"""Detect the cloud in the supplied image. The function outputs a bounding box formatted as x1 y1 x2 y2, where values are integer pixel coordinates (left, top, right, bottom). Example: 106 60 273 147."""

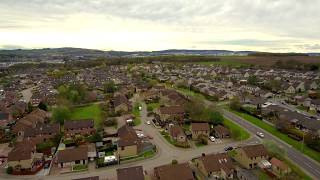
0 44 25 50
295 44 320 51
0 0 319 52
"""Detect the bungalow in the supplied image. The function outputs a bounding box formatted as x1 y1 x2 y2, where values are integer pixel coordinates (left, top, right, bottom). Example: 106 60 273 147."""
154 163 195 180
270 157 291 178
0 111 13 127
12 108 48 136
113 94 132 113
157 106 185 122
234 144 268 169
117 125 141 158
195 153 235 179
57 146 88 168
169 125 187 143
8 140 43 172
24 123 60 140
117 166 145 180
213 125 230 139
64 120 96 138
191 123 210 140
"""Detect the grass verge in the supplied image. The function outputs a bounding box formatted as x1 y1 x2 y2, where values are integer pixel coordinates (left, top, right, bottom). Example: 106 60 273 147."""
229 109 320 163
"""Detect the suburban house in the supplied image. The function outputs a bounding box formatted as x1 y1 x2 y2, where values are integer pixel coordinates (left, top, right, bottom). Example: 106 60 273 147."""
117 166 145 180
234 144 269 169
213 125 230 139
24 123 60 140
57 146 88 168
113 94 132 113
157 106 185 122
270 157 291 178
191 123 210 139
195 153 235 179
169 124 187 143
0 111 13 127
117 125 141 158
64 120 96 138
7 140 43 172
154 163 195 180
12 108 48 137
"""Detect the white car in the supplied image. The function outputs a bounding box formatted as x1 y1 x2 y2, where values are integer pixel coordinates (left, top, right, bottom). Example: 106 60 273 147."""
256 132 265 138
209 136 216 142
146 121 151 125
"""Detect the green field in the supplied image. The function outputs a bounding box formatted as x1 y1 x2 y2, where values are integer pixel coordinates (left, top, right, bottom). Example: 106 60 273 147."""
229 109 320 163
70 104 103 128
196 60 250 67
223 118 250 141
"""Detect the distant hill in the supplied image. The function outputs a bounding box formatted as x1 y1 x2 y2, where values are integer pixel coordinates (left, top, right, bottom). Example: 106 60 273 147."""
0 48 254 62
0 47 319 62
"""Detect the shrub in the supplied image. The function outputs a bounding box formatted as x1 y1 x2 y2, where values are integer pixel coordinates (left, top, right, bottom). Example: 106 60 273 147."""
6 166 13 174
172 159 178 165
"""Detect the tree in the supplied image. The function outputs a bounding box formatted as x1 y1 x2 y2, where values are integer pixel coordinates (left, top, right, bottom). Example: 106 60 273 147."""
38 102 48 111
208 110 224 125
263 140 286 160
52 106 70 125
229 98 241 111
6 166 13 174
104 81 117 93
27 102 34 113
248 75 258 85
305 132 320 152
172 159 178 165
197 134 208 145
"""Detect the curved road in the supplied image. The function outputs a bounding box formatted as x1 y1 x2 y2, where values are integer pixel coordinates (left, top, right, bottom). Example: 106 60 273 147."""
223 110 320 179
0 101 255 180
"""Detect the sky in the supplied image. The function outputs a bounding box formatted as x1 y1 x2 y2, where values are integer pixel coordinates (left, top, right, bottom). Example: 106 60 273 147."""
0 0 320 52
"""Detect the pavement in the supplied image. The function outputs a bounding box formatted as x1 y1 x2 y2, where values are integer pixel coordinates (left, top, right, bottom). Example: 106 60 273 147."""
0 96 257 180
3 94 319 179
223 110 320 179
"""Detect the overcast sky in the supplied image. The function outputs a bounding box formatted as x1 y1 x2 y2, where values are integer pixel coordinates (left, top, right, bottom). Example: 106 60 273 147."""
0 0 319 52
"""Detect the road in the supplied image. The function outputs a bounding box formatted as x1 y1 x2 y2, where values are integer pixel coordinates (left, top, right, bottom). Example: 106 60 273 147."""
270 99 320 119
223 110 320 179
0 98 257 180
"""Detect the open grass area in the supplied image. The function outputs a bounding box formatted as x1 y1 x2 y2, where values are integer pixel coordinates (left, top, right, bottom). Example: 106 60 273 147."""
70 104 103 128
132 102 142 126
223 118 250 141
229 109 320 163
72 164 88 172
146 102 160 112
297 106 317 115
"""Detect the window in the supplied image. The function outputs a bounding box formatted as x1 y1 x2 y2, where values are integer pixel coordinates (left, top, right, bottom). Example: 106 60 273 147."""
75 160 80 164
121 147 125 150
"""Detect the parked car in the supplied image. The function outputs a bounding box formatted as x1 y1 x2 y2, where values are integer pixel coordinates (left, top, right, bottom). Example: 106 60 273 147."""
224 146 233 151
147 121 151 125
209 136 216 142
256 132 265 138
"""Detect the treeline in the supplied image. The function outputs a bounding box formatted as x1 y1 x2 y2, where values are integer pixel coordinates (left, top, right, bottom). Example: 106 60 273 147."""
273 60 320 71
65 55 220 68
249 52 309 57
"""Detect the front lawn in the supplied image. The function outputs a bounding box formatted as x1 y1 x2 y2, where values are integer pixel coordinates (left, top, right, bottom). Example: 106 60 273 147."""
132 102 142 126
72 164 88 172
69 104 103 128
229 109 320 163
147 103 160 112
